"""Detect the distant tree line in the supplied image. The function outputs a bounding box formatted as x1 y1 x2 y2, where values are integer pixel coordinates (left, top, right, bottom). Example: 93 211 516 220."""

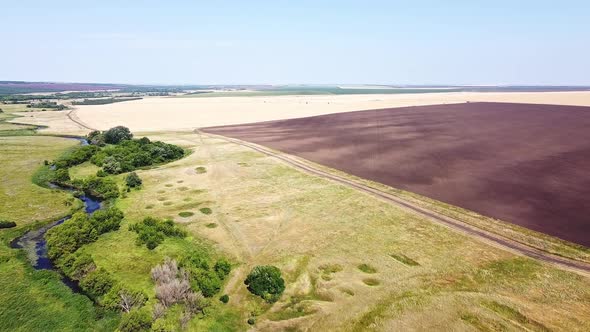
71 97 143 105
26 101 67 110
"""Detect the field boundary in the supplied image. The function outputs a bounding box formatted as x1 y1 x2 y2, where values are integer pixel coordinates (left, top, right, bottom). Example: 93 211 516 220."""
200 131 590 276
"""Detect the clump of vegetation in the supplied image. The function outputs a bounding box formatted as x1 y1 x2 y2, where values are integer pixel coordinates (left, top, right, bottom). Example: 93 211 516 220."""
219 294 229 303
0 220 17 229
72 97 142 106
150 258 210 326
195 166 206 174
26 101 67 110
46 207 124 261
129 217 186 250
200 207 212 215
357 263 377 274
118 309 153 332
362 278 380 286
80 267 115 298
53 145 99 169
87 130 105 146
71 176 119 199
205 223 217 228
104 126 133 144
244 265 285 303
178 211 194 217
125 172 142 188
319 263 343 280
90 137 184 175
389 253 420 266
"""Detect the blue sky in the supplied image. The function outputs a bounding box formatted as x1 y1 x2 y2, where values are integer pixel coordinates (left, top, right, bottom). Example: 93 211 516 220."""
1 0 589 85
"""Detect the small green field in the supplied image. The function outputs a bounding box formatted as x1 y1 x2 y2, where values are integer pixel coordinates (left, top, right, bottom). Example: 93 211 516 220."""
0 136 80 224
0 135 118 331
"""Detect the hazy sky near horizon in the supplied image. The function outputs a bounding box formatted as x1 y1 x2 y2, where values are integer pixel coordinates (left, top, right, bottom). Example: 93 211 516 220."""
2 0 589 85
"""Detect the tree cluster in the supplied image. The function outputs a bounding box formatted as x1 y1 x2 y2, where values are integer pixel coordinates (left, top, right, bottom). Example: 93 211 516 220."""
244 265 285 303
129 217 187 250
90 139 184 175
46 207 124 261
71 176 120 200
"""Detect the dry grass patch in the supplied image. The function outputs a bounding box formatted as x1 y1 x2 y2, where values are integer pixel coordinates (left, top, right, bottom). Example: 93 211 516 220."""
88 132 590 331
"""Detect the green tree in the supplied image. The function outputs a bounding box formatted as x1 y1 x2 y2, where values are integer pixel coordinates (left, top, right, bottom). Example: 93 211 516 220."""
53 168 70 184
126 172 142 188
118 309 152 332
80 268 114 298
244 265 285 302
104 126 133 144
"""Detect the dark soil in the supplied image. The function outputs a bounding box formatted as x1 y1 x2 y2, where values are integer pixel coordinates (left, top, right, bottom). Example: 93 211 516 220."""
204 102 590 246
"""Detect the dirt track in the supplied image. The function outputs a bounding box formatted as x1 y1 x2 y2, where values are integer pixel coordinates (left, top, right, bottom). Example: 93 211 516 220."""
202 131 590 275
203 102 590 247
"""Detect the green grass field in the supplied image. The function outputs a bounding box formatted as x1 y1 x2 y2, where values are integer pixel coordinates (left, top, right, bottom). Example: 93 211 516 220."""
0 135 118 331
0 136 80 224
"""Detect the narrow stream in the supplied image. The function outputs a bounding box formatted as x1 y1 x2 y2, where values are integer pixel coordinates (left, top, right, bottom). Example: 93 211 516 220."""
10 138 102 293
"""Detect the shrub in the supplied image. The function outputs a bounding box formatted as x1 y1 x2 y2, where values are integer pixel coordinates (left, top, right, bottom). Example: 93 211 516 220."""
244 265 285 303
59 251 96 280
200 207 212 215
219 294 229 303
102 156 122 174
52 168 71 184
194 269 221 297
46 208 124 260
87 130 105 146
118 309 152 332
76 176 119 199
80 268 114 298
178 211 194 218
104 126 133 144
96 169 107 177
89 207 124 234
130 217 186 250
102 286 148 313
214 259 231 279
357 263 377 274
53 145 98 169
126 172 142 188
91 138 184 173
247 318 256 325
0 220 16 229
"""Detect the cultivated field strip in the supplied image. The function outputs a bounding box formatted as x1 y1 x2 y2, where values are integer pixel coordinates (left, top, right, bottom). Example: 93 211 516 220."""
202 131 590 276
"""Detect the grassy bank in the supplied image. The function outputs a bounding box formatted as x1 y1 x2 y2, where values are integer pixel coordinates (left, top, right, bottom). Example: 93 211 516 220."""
0 135 118 331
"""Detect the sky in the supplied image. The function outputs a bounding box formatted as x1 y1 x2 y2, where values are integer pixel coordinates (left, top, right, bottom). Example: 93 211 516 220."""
1 0 589 85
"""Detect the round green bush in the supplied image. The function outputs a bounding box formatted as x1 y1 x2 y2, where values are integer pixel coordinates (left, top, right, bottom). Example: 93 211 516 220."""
244 265 285 303
247 318 256 325
0 220 16 229
178 211 194 218
200 207 212 215
219 294 229 303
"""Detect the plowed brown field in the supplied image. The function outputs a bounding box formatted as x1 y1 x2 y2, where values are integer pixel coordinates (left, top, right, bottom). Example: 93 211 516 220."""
204 102 590 246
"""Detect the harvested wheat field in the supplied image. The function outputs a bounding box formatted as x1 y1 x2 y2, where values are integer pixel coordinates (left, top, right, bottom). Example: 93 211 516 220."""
204 102 590 246
22 91 590 133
